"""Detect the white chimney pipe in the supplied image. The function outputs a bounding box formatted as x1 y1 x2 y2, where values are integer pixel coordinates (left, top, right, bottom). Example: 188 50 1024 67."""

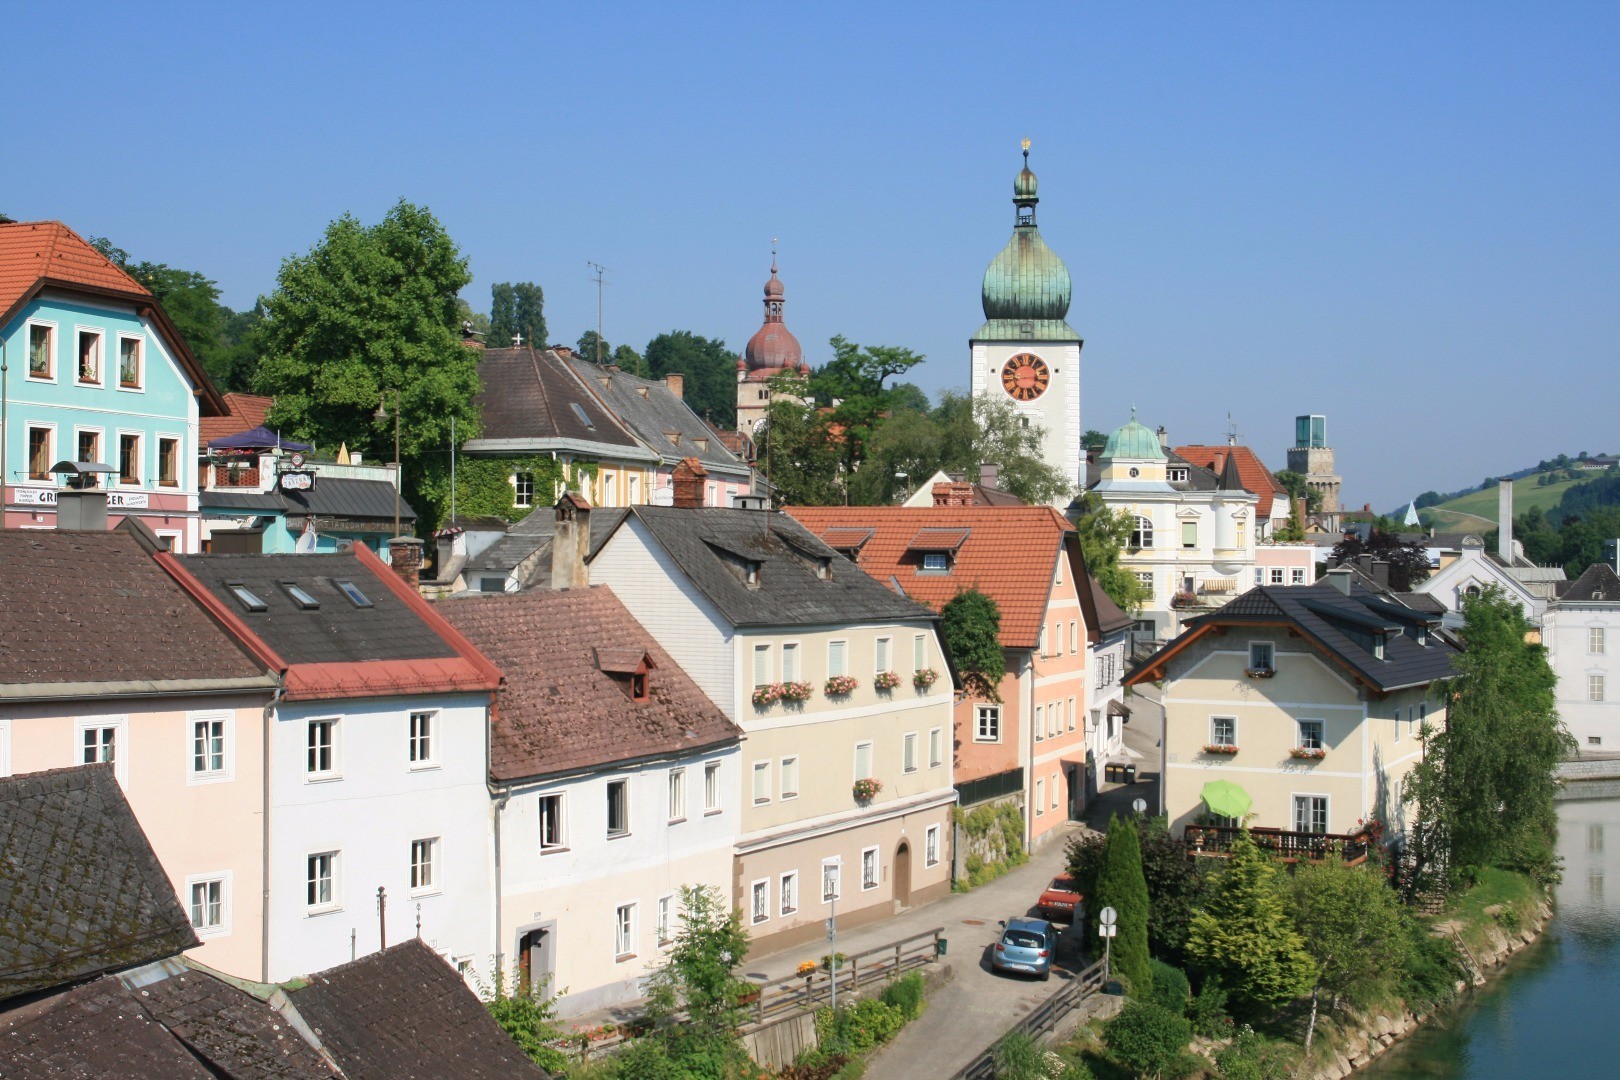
1498 479 1514 564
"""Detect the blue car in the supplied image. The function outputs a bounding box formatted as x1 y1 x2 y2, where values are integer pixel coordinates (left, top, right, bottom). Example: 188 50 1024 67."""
991 916 1054 981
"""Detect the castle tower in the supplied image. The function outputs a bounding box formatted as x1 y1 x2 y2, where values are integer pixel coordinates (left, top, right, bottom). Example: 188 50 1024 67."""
735 247 809 436
1286 414 1342 532
969 140 1083 504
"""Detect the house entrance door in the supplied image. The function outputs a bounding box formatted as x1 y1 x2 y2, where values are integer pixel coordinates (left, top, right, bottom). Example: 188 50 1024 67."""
893 841 912 911
518 923 555 998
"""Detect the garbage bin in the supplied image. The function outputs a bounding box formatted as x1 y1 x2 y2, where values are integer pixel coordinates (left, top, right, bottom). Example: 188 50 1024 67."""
936 938 948 957
1123 764 1137 784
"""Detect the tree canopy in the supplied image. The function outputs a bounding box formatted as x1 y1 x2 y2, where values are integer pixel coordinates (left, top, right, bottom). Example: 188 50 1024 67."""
1286 860 1411 1050
1094 813 1153 995
1185 832 1315 1014
1070 493 1152 612
940 589 1004 701
1329 527 1432 590
1275 469 1322 514
645 330 739 428
487 282 545 349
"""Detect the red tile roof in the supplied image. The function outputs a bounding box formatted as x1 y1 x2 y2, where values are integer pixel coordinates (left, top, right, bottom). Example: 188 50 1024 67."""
198 393 274 445
1174 445 1287 518
786 505 1082 650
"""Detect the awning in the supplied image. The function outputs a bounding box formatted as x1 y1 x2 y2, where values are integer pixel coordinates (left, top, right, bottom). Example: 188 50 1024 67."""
208 426 310 452
1200 780 1252 820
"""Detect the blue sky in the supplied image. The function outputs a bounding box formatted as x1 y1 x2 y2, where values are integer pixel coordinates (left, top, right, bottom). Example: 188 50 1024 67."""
11 2 1618 510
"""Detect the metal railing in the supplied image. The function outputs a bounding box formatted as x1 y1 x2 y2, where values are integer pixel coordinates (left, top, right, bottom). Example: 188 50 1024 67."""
956 768 1024 807
1185 824 1370 864
951 957 1108 1080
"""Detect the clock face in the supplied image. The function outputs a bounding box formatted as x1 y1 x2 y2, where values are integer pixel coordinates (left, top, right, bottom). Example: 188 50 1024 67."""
1000 353 1050 401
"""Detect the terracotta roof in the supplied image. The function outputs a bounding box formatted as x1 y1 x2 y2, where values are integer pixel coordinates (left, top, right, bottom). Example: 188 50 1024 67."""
1173 445 1288 518
286 939 551 1079
199 392 275 445
440 587 741 781
0 765 199 1003
0 529 269 693
470 347 646 454
908 527 971 552
786 505 1089 650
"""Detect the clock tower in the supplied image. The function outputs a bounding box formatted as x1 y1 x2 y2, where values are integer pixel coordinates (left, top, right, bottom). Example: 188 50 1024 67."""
969 142 1083 502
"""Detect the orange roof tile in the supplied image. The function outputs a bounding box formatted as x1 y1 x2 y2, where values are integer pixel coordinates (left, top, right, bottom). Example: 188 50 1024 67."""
199 393 275 444
785 505 1078 650
0 221 149 320
1174 444 1287 518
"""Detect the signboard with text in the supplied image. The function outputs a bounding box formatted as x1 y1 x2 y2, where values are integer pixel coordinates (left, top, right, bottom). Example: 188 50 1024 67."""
12 488 149 509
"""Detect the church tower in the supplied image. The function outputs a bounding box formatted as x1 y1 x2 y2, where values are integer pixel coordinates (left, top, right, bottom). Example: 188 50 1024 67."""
969 141 1083 502
736 248 810 436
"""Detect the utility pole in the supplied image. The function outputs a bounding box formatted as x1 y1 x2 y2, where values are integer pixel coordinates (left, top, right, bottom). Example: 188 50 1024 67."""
587 262 610 364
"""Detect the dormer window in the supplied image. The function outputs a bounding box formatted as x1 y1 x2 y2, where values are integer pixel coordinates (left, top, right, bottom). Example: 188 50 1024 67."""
816 557 832 580
1373 634 1386 660
596 647 656 701
921 552 949 573
569 403 595 430
631 673 648 701
745 562 761 587
1168 467 1188 483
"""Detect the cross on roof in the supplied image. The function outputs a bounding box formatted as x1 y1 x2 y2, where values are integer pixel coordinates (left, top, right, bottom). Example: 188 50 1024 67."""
513 331 523 348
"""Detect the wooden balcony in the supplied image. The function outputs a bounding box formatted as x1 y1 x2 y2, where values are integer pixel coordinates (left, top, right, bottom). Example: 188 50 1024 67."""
1185 824 1370 865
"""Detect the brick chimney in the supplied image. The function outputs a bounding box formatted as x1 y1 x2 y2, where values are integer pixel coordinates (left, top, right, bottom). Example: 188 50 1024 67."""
932 481 974 507
553 345 574 360
664 373 684 400
672 457 707 508
1295 495 1307 529
387 537 425 589
551 491 592 589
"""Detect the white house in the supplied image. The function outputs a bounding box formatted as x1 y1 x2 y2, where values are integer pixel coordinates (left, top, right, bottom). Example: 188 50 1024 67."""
1545 563 1620 751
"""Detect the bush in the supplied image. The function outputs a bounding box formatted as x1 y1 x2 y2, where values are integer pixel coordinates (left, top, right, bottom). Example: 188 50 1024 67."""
879 973 926 1021
1149 960 1191 1013
1185 979 1232 1038
1103 1000 1191 1079
993 1030 1046 1080
1212 1025 1293 1080
1399 926 1465 1012
814 998 906 1057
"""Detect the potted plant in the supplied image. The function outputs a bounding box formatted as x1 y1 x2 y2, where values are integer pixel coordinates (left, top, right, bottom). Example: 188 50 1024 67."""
874 670 902 691
1169 589 1200 609
824 674 859 697
796 960 819 977
1202 743 1240 755
852 777 882 801
752 683 783 708
1245 666 1276 679
1288 746 1326 760
912 667 939 690
780 680 814 703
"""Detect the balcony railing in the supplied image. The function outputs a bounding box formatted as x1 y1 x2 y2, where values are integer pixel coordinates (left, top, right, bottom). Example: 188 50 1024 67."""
1185 824 1370 865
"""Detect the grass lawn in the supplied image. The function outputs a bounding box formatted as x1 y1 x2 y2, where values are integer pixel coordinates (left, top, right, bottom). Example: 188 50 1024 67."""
1437 867 1543 954
1426 472 1590 528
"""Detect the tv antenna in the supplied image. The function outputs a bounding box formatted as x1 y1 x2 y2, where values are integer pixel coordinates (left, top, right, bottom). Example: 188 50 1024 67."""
587 261 611 364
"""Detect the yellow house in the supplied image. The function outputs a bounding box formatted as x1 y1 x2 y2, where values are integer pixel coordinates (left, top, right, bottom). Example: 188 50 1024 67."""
1127 567 1455 855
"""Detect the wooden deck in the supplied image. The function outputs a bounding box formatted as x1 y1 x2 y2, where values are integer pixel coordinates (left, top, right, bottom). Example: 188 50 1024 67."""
1185 824 1371 865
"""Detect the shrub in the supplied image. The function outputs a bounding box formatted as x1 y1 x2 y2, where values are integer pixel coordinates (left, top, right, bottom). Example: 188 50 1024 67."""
879 972 926 1021
1399 925 1465 1012
1103 1000 1191 1079
993 1030 1046 1080
1149 959 1191 1013
1185 979 1232 1038
1212 1025 1293 1080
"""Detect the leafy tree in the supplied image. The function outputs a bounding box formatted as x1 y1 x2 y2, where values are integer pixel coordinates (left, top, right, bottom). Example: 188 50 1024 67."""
632 884 755 1076
940 589 1003 701
1094 813 1152 995
1068 816 1206 962
487 282 545 349
1404 586 1572 889
1082 428 1108 451
1329 527 1432 590
886 381 931 415
935 392 1073 506
645 330 739 428
1185 832 1315 1014
757 379 842 506
1414 490 1443 510
845 406 952 506
215 301 266 393
1069 493 1151 612
1102 1000 1191 1080
479 973 570 1073
612 342 648 377
809 334 925 481
253 199 481 531
1286 860 1411 1052
454 297 491 338
1274 470 1322 515
576 328 611 364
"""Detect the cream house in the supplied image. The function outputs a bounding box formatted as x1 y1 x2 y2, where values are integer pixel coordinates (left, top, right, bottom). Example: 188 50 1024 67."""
587 505 958 953
1127 568 1455 848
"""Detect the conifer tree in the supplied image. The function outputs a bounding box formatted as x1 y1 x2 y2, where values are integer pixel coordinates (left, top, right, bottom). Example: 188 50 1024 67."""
1185 832 1315 1013
1094 813 1153 995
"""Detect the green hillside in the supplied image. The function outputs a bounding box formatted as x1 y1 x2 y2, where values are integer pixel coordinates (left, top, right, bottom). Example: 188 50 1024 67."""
1423 472 1595 529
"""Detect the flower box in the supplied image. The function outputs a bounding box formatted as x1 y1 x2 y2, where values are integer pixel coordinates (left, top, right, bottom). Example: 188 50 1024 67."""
912 668 939 690
1169 590 1200 609
874 670 902 691
824 675 859 697
1289 747 1326 760
796 960 819 977
752 683 783 708
852 777 882 801
1245 667 1276 679
1202 743 1240 755
780 681 814 702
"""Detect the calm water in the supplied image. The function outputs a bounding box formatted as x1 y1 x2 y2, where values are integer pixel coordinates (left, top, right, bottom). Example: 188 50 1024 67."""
1366 796 1620 1078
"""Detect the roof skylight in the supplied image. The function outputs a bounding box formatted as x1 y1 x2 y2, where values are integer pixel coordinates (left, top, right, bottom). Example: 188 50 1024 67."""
334 579 373 608
227 583 268 613
570 403 596 430
280 581 321 610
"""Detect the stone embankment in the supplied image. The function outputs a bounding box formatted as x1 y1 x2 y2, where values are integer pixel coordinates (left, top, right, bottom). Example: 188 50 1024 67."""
1306 897 1554 1079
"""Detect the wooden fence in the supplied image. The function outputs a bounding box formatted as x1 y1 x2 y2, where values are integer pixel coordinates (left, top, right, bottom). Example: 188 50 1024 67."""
948 957 1108 1080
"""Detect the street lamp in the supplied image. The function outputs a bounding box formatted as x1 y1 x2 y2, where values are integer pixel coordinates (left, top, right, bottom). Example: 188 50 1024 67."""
374 390 401 540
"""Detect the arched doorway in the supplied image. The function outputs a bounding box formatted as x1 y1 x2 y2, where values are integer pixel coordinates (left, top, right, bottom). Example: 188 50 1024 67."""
893 840 912 911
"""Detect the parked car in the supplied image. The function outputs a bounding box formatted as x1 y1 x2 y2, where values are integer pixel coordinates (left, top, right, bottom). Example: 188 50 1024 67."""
991 916 1054 981
1037 875 1084 922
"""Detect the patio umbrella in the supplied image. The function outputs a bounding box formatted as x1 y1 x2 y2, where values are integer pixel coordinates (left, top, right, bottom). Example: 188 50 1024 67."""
1200 780 1252 820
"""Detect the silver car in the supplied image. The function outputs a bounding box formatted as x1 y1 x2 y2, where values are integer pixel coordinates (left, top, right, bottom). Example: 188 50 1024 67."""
991 916 1054 981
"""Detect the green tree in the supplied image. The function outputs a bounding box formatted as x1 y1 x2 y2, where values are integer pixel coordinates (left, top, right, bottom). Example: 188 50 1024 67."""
757 376 841 506
940 589 1004 702
1102 1000 1191 1080
487 282 545 349
1068 816 1207 962
1094 813 1153 995
1287 860 1411 1052
1275 470 1322 515
633 884 754 1076
1185 832 1315 1014
935 392 1073 506
480 974 570 1073
576 328 611 364
612 342 648 377
1069 493 1151 612
810 334 925 483
253 199 481 530
845 406 951 505
1329 527 1432 590
1082 428 1108 451
645 330 740 428
1404 585 1572 889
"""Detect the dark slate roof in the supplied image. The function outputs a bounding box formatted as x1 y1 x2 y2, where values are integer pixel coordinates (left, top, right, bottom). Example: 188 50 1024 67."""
133 962 338 1078
281 476 417 523
1144 579 1457 692
466 506 627 580
1167 448 1220 491
440 586 742 781
624 506 940 628
471 347 644 453
1561 563 1620 602
0 976 215 1078
0 530 266 690
0 766 199 1002
567 358 751 475
286 939 549 1079
1395 591 1449 615
200 489 290 512
175 552 458 666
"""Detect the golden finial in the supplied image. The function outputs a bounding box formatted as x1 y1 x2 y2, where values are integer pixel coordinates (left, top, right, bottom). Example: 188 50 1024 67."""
1021 137 1031 152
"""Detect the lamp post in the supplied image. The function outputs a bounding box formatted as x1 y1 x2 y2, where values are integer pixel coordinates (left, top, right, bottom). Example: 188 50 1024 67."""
374 390 401 540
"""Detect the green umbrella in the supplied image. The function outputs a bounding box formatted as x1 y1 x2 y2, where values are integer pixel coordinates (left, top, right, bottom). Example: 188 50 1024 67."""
1200 780 1252 820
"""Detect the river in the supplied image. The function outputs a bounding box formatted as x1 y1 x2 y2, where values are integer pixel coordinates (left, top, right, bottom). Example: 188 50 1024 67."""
1366 795 1620 1078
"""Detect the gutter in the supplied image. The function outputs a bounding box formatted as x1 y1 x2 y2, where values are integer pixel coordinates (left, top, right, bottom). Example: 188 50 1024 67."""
262 681 283 983
0 675 279 703
461 437 661 463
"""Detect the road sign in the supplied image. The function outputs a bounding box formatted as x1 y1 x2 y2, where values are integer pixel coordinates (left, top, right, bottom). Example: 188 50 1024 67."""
1099 906 1117 927
1099 924 1117 938
1132 797 1147 814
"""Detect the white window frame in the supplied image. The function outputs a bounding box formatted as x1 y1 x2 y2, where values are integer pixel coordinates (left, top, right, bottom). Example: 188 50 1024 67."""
854 740 873 781
1292 794 1329 835
187 711 233 785
1209 715 1237 748
780 755 799 800
538 793 566 851
668 767 687 822
753 643 773 688
780 871 799 916
614 902 637 961
1130 516 1153 549
1051 772 1061 809
410 837 441 896
925 824 941 867
913 633 927 672
861 846 880 891
903 732 918 773
75 326 104 387
781 641 800 683
115 429 142 488
821 858 841 903
1269 567 1285 585
606 778 630 837
25 319 57 382
704 760 722 814
1134 570 1153 592
1034 703 1044 742
1068 697 1077 732
921 552 949 573
1291 567 1307 585
408 710 438 770
1248 641 1275 672
929 727 943 768
656 894 674 946
1035 777 1046 816
975 704 1001 742
74 716 128 785
752 760 771 804
1070 620 1078 654
1591 626 1607 655
1296 719 1325 751
512 471 535 508
185 872 231 937
306 717 340 781
306 850 340 914
1591 675 1606 702
875 636 891 675
751 878 770 924
116 333 144 391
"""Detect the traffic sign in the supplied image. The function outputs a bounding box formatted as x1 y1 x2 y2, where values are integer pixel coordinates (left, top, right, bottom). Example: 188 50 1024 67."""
1099 906 1117 927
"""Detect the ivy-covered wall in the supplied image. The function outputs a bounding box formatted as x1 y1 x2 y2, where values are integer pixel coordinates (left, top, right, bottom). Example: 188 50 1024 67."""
413 454 596 532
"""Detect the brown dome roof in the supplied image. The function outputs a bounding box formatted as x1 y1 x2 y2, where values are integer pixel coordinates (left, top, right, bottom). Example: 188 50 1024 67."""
742 253 805 376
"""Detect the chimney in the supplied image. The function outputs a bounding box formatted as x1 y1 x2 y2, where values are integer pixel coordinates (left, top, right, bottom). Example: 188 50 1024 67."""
664 373 684 400
932 481 974 507
1357 553 1375 577
1294 495 1307 529
978 462 1000 490
55 489 109 532
1325 566 1353 595
672 457 707 509
387 537 424 589
553 345 574 359
1156 426 1169 449
1371 560 1390 589
551 492 592 589
1498 479 1514 564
